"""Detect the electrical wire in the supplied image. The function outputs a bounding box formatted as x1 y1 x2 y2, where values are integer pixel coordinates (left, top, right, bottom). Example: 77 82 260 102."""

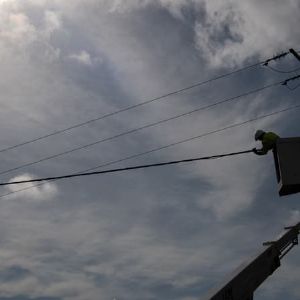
0 79 285 177
282 74 300 86
0 75 298 181
0 150 254 186
0 51 292 154
0 62 261 154
1 102 300 199
263 51 290 66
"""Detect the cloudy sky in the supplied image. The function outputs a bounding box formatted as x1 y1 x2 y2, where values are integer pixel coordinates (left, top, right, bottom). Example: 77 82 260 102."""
0 0 299 299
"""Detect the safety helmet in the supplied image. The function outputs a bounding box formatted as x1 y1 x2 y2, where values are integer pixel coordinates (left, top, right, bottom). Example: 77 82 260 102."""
255 130 265 141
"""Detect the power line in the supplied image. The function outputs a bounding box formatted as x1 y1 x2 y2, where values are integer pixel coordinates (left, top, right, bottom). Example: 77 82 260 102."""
263 51 290 66
0 63 260 153
0 150 254 186
1 102 300 199
0 51 291 155
0 79 286 177
282 74 300 86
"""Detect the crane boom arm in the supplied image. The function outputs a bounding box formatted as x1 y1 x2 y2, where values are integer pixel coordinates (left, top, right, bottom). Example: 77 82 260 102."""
202 223 300 300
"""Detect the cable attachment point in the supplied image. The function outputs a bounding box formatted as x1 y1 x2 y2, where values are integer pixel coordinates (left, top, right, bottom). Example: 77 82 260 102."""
263 51 290 66
290 48 300 62
282 74 300 86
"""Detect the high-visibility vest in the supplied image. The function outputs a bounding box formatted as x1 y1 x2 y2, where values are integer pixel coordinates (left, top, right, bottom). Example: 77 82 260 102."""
261 132 280 153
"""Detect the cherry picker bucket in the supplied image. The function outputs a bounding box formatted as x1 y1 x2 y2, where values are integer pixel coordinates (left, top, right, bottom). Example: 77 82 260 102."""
274 137 300 196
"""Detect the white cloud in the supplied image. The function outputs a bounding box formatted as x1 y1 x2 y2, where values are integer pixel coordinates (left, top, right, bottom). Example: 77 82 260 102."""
44 10 61 36
6 174 58 201
74 0 299 69
69 50 93 66
0 5 61 62
0 12 37 47
193 0 300 68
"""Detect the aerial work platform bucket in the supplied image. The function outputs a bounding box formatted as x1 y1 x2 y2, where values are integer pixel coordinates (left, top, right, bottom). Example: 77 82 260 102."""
274 137 300 196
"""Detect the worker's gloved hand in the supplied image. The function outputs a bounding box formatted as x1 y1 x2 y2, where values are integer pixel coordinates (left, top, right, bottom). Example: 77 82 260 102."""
252 148 266 156
252 148 262 155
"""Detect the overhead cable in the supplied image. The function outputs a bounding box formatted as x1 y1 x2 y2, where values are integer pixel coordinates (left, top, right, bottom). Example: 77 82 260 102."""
282 74 300 86
0 51 292 154
1 102 300 198
263 51 290 66
0 150 254 186
0 79 286 177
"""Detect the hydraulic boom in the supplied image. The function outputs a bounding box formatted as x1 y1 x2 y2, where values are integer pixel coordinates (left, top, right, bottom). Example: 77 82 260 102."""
202 222 300 300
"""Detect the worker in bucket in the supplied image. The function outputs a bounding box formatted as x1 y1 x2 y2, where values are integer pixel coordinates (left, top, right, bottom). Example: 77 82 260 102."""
253 130 280 155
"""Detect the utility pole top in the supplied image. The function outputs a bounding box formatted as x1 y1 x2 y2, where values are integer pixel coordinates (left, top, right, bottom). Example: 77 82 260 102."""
201 223 300 300
290 48 300 62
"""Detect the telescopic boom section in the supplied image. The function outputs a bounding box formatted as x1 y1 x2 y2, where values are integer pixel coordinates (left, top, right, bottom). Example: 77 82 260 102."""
202 223 300 300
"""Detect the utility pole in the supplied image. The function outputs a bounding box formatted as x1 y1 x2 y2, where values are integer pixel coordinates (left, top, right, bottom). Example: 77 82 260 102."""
290 48 300 61
290 48 300 62
202 223 300 300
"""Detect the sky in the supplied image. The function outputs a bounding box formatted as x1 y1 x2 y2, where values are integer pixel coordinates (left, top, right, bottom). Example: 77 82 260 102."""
0 0 299 299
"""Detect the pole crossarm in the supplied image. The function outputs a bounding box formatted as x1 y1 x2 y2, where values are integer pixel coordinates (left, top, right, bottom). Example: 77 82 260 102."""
201 223 300 300
290 48 300 62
